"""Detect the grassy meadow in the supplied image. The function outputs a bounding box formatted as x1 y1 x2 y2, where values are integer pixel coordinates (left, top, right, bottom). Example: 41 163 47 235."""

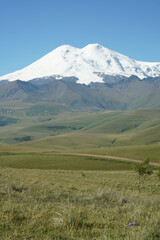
0 152 133 171
0 106 160 239
0 167 160 239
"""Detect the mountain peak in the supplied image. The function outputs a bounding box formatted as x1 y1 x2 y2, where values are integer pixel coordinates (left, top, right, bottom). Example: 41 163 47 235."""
0 44 160 84
55 44 77 50
84 43 103 49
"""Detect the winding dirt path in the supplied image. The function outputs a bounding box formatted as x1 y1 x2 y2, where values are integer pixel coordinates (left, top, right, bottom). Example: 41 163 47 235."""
59 153 160 167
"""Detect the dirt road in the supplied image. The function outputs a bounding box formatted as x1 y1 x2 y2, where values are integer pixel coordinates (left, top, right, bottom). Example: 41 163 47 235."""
59 153 160 167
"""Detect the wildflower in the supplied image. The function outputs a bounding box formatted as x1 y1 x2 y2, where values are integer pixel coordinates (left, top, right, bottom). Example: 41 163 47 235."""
128 222 135 228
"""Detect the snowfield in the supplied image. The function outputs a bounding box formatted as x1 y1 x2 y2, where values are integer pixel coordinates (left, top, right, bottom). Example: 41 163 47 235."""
1 43 160 84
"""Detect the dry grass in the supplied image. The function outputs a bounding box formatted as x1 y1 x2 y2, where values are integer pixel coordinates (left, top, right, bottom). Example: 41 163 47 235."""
0 167 160 239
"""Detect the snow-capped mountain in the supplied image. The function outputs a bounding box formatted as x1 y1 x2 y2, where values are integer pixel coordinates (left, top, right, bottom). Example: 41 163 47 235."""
1 43 160 85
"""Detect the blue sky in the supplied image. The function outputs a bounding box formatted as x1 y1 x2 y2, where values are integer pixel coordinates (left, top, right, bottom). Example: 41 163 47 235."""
0 0 160 76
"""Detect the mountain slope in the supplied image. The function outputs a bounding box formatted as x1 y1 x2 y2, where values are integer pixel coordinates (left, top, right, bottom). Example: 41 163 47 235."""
0 44 160 84
0 79 124 109
0 80 39 101
0 76 160 110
